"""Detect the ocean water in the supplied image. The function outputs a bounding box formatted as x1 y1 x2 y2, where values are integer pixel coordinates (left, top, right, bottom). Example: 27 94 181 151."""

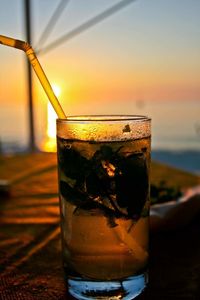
0 100 199 174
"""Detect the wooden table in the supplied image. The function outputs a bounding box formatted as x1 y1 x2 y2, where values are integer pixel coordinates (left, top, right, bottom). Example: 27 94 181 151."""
0 153 199 300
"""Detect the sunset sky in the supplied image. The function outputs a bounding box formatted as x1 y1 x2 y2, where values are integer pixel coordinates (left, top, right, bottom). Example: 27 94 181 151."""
0 0 200 150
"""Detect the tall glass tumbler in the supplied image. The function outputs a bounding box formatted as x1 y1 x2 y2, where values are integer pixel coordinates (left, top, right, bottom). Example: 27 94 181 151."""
57 116 151 300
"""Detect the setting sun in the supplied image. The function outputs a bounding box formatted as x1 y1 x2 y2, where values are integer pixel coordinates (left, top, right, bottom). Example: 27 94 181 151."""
43 83 61 152
47 84 61 139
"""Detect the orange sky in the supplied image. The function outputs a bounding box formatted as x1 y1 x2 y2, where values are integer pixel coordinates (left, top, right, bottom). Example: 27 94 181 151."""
1 41 200 113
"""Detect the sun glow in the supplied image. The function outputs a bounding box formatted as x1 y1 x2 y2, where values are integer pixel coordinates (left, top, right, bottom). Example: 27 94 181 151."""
43 84 61 152
47 102 57 139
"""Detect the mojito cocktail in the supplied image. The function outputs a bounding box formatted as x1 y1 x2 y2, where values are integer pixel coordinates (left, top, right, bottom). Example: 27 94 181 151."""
57 116 151 300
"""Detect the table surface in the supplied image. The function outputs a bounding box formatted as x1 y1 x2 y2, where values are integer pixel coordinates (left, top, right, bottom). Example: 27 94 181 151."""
0 152 199 300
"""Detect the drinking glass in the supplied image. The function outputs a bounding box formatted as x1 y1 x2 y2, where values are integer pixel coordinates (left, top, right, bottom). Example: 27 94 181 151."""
57 115 151 300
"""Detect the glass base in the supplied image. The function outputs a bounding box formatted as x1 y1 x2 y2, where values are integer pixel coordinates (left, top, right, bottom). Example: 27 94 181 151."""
66 272 148 300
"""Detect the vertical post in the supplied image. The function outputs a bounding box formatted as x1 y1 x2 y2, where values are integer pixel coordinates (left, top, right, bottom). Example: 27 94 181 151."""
24 0 36 151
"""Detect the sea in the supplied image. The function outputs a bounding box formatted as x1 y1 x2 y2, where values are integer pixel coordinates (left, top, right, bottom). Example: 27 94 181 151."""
0 99 199 175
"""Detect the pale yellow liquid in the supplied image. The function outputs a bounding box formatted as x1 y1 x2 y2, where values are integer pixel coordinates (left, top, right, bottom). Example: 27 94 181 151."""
58 137 150 280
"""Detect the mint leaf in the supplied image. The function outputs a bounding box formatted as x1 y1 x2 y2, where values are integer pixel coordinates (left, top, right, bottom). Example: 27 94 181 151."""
115 152 149 218
58 141 91 181
58 141 149 220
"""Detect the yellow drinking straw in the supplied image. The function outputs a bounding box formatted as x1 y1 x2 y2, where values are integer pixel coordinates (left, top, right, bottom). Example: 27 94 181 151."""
0 34 66 119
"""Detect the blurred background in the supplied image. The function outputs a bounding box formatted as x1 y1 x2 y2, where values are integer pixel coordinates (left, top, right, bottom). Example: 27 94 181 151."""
0 0 200 174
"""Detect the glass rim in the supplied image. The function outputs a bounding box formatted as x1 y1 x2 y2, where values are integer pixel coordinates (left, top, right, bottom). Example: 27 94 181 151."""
57 115 151 123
